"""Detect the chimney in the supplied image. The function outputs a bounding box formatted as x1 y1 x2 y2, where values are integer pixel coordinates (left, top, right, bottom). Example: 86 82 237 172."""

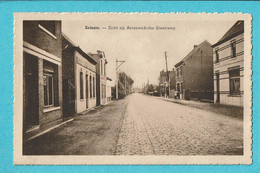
97 50 103 58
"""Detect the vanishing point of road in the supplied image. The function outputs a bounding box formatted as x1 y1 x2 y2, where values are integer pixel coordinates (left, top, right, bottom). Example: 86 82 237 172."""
24 93 243 155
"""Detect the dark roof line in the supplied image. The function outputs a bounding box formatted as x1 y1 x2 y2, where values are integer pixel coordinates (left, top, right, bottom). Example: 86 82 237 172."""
174 40 211 67
212 20 244 48
69 46 97 65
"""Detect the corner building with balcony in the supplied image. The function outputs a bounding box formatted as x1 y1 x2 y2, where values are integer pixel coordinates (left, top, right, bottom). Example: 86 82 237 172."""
23 21 63 141
62 34 97 115
212 21 244 106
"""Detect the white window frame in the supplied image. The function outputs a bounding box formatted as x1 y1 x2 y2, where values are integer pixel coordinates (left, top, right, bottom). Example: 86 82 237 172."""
43 72 54 107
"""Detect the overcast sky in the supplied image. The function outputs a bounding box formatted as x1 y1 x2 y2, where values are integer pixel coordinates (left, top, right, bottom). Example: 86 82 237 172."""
62 19 236 88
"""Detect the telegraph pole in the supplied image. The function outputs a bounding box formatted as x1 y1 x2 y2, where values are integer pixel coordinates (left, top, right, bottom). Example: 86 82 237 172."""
116 59 125 99
165 51 170 98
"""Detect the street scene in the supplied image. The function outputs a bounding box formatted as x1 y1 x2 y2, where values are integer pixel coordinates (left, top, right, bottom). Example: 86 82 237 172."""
24 93 243 155
18 14 248 158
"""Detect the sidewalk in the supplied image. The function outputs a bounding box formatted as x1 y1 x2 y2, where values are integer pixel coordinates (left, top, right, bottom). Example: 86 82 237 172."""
23 98 129 155
158 96 243 119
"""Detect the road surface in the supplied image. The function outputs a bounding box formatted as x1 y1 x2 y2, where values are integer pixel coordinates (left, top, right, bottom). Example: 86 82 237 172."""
115 93 243 155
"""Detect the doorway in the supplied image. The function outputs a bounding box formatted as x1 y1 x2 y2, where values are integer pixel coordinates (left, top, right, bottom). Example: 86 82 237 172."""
23 53 39 132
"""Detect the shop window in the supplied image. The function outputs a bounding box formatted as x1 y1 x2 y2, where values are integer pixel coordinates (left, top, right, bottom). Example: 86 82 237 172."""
80 72 84 99
231 41 236 58
43 60 58 107
229 68 240 95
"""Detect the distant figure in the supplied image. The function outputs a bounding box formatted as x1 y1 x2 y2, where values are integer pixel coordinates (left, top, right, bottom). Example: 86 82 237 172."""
175 91 180 99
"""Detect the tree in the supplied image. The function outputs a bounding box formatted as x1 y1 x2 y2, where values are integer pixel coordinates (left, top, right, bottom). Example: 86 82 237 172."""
115 72 134 99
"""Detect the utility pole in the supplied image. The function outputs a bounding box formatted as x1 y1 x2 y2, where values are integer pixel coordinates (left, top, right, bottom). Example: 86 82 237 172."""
165 51 170 98
116 59 125 99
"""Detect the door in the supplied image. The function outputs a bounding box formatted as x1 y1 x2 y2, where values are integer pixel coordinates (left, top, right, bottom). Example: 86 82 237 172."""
216 73 220 103
24 53 39 131
86 74 88 108
63 79 75 117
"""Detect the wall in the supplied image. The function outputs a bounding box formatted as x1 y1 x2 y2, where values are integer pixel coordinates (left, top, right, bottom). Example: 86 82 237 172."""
23 21 62 59
23 21 63 130
182 41 213 100
75 52 97 113
213 34 244 106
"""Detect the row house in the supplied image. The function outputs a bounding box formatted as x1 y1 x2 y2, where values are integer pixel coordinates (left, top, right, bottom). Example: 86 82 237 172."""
174 40 214 101
23 21 63 140
212 21 244 106
159 69 176 97
88 51 112 105
62 34 97 115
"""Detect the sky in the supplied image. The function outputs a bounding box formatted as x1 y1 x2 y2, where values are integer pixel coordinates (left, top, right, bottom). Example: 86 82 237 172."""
62 18 236 88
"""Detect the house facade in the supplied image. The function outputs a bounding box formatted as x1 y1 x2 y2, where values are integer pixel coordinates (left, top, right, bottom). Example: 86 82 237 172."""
23 21 63 139
89 51 110 105
159 69 176 97
174 40 214 101
212 21 244 106
62 34 97 115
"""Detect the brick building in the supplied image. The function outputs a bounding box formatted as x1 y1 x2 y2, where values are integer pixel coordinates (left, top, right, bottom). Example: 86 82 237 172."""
159 69 176 97
88 51 111 105
23 21 63 140
174 40 214 101
212 21 244 106
62 34 97 115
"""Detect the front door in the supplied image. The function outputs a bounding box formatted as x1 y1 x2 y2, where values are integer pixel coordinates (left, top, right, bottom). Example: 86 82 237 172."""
86 74 88 108
216 73 220 103
24 53 39 131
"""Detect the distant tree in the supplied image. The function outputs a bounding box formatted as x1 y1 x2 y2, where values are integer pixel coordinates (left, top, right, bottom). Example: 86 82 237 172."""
115 72 134 99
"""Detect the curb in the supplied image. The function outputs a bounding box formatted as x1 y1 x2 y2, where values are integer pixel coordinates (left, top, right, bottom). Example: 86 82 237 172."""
24 118 74 143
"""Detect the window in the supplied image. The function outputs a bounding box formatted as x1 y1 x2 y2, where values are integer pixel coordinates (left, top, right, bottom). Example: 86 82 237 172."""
176 68 179 77
229 68 240 95
101 60 103 75
90 75 92 98
80 72 84 99
44 73 54 106
93 77 95 98
43 60 58 107
39 21 56 36
215 49 219 63
231 41 236 58
180 66 182 76
102 84 106 98
104 63 106 76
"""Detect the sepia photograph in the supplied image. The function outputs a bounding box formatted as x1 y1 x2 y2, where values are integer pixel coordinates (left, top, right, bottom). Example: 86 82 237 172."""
13 13 252 165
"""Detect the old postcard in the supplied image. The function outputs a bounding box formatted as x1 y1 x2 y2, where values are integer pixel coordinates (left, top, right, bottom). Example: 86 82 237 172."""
13 12 252 165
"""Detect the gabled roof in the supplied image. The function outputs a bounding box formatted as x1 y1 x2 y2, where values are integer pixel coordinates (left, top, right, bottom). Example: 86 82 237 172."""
174 40 211 67
62 33 97 65
70 46 97 65
212 20 244 48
